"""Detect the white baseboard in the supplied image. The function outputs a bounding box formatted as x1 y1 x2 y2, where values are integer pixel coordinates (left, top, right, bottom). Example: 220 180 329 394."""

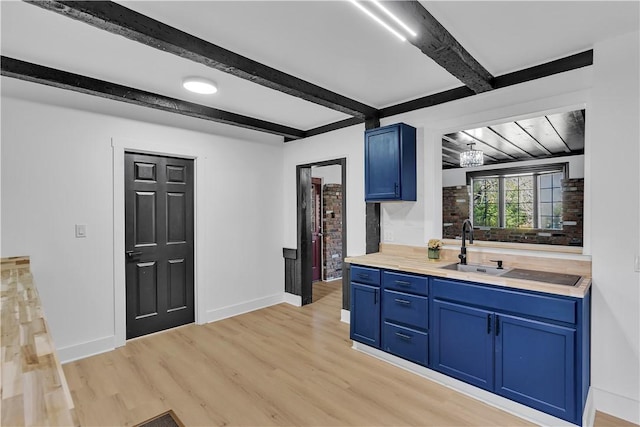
283 292 302 307
582 388 596 427
57 335 115 364
353 342 576 427
592 387 640 425
206 293 284 323
341 309 350 324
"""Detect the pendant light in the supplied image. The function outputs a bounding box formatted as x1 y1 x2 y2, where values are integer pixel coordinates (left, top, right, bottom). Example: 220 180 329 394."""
460 143 484 167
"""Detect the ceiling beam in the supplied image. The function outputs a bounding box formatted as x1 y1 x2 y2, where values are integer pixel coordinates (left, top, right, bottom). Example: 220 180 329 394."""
305 117 364 138
24 0 378 120
493 51 593 89
382 1 494 93
1 56 306 140
380 50 593 120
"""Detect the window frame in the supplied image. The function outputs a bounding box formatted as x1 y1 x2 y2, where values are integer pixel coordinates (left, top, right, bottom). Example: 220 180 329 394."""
467 163 568 230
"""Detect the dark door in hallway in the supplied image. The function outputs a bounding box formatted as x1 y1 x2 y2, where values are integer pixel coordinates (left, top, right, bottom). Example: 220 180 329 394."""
125 152 194 339
311 178 322 282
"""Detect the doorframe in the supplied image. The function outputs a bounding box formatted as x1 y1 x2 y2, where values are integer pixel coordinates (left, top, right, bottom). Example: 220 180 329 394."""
311 177 323 282
296 158 347 306
112 138 205 348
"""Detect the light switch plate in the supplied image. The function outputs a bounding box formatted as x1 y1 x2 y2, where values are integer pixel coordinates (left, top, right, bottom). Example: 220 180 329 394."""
75 224 87 238
635 255 640 273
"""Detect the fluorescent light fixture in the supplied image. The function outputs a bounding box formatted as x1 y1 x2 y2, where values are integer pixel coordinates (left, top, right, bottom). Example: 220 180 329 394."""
371 0 417 37
182 77 218 94
348 0 406 42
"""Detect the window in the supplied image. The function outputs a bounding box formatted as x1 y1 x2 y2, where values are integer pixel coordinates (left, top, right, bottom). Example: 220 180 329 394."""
472 177 499 227
470 165 566 230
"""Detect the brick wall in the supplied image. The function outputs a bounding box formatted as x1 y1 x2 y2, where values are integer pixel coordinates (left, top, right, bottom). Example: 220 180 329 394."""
442 178 584 246
322 184 343 280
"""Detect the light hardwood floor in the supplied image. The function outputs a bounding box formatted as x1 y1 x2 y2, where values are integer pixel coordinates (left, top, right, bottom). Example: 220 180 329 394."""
63 281 630 426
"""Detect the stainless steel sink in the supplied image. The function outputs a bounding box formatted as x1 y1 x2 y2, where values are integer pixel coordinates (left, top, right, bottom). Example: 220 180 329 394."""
440 263 582 286
440 263 509 276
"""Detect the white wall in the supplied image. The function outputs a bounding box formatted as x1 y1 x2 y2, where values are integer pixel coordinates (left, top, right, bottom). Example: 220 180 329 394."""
283 125 366 256
1 89 285 362
589 31 640 423
282 31 640 422
442 154 585 187
311 164 342 184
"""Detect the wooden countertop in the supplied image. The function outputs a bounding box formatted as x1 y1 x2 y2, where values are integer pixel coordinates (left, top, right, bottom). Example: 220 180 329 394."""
1 256 79 426
345 245 592 298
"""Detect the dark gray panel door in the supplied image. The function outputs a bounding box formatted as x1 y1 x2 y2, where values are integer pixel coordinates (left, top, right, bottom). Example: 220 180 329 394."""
125 152 194 339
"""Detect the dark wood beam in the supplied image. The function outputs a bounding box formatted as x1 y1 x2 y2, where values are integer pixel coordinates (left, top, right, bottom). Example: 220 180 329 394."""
25 0 378 120
380 86 475 118
304 117 364 139
1 56 306 139
493 50 593 89
382 1 494 93
380 50 592 120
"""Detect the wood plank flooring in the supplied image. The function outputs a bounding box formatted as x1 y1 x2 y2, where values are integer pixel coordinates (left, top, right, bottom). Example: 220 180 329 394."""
62 281 622 426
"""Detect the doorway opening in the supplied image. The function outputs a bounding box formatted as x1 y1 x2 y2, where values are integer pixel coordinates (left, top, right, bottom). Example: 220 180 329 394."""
296 159 347 307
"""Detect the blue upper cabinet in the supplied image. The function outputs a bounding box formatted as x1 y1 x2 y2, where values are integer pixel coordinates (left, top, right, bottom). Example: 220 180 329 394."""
364 123 416 202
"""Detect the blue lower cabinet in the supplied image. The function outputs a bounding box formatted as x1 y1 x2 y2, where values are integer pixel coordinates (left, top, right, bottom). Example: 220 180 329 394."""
350 268 589 425
383 322 428 365
382 289 428 330
431 277 586 425
431 299 495 391
350 283 381 348
496 314 576 421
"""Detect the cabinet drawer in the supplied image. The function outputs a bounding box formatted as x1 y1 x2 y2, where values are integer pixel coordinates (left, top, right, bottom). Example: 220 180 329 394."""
383 322 428 366
432 278 576 324
383 271 428 296
351 265 380 286
382 289 428 330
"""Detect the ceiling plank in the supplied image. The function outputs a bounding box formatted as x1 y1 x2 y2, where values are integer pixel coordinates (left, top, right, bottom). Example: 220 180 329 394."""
546 110 585 151
24 0 378 120
382 0 494 93
1 56 306 139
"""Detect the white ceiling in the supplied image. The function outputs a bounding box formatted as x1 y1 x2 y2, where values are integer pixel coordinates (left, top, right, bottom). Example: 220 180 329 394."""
1 1 639 139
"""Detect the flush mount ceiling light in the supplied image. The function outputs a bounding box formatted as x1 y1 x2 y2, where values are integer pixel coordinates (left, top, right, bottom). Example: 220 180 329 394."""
348 0 416 42
182 77 218 94
460 143 484 168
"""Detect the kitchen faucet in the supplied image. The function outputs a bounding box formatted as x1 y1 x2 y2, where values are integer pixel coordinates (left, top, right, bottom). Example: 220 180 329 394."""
459 219 474 265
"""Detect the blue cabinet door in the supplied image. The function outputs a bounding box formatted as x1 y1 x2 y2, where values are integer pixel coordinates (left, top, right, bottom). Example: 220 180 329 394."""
364 123 416 201
365 126 400 201
496 314 576 422
431 299 494 391
350 282 381 348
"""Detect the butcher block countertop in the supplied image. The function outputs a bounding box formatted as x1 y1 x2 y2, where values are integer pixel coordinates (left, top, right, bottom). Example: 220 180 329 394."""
345 244 592 298
1 256 79 426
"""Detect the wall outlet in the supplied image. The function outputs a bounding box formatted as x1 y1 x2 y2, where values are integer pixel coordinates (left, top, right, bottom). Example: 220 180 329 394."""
75 224 87 238
384 230 395 242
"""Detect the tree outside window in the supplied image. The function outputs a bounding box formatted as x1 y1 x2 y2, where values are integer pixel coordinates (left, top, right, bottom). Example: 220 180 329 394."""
470 167 565 230
472 177 499 227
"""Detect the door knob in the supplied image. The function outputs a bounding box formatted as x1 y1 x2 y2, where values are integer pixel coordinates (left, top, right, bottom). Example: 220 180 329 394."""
126 250 143 258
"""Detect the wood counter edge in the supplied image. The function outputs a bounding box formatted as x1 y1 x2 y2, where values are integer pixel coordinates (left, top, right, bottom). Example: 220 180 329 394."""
1 256 81 426
344 253 591 299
